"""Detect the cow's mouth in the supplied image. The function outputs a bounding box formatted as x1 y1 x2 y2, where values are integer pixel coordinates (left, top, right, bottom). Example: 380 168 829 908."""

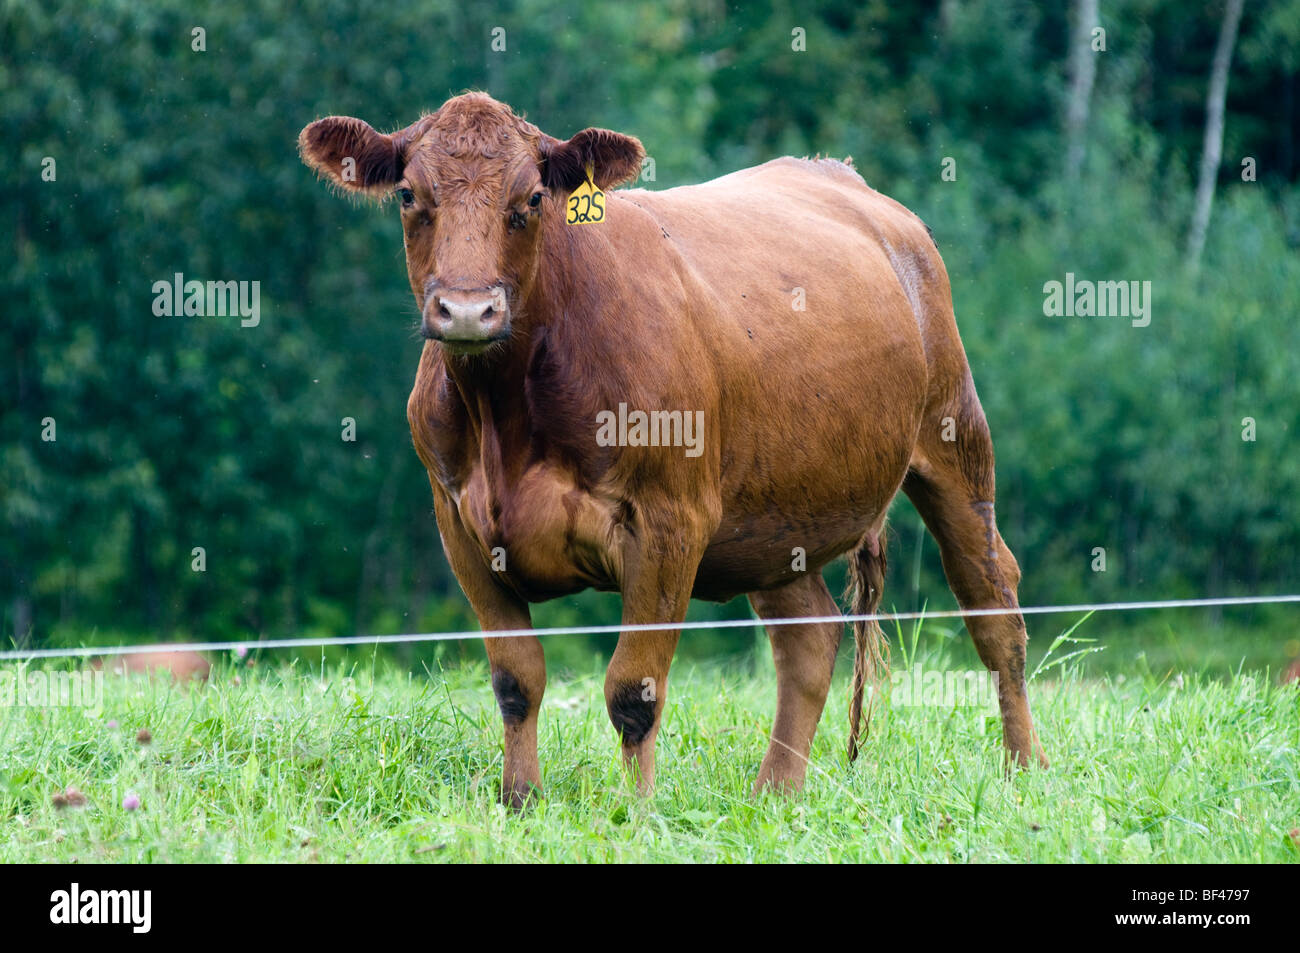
434 330 512 356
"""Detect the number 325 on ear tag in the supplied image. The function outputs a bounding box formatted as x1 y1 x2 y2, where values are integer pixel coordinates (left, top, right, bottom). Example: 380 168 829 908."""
565 163 605 225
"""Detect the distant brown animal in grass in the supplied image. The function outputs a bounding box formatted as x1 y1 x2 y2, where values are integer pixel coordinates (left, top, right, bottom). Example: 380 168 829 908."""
51 786 87 809
300 91 1046 808
93 650 210 683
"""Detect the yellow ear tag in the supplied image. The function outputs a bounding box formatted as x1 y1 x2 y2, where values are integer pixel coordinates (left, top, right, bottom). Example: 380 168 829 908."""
565 163 606 225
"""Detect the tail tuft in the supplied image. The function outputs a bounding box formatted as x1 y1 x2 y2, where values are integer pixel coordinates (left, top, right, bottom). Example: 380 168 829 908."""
845 532 890 762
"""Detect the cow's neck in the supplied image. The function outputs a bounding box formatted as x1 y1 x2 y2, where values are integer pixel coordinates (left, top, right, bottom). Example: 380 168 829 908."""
441 344 531 481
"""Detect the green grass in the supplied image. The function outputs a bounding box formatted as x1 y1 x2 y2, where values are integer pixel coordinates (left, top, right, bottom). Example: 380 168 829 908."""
1 627 1298 863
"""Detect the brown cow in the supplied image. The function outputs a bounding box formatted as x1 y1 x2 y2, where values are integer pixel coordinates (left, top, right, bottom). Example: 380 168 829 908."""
92 650 211 683
300 92 1046 807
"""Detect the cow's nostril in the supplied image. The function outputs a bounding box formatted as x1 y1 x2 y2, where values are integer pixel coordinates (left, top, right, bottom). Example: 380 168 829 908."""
480 305 496 322
438 303 452 320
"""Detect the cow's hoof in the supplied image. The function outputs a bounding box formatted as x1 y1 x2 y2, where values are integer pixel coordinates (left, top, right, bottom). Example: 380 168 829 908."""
501 779 541 812
752 772 806 798
1003 744 1049 776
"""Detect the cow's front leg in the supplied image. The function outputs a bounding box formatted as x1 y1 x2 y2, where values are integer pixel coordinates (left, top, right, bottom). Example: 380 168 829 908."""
432 490 543 809
605 628 681 794
605 533 702 794
484 634 546 809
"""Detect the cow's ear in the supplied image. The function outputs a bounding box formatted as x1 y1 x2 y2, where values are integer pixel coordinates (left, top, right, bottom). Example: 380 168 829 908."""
299 116 403 198
540 128 645 192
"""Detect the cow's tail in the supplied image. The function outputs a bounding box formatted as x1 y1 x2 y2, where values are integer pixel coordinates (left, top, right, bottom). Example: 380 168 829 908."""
845 531 889 762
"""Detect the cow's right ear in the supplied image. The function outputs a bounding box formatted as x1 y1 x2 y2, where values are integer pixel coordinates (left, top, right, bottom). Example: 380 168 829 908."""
298 116 403 198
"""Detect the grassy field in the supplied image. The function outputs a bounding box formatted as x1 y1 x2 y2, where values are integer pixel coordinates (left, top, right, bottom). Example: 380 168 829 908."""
2 625 1298 863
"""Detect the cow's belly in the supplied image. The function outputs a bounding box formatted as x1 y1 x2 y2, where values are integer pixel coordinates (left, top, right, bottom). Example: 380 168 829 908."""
453 462 621 601
693 331 925 600
695 439 912 601
695 520 868 601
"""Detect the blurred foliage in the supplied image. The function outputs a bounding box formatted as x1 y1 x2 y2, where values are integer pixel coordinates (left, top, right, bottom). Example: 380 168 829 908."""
3 0 1298 664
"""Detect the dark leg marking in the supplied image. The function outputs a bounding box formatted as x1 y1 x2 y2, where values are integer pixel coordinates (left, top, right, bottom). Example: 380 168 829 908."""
491 669 529 725
607 681 656 746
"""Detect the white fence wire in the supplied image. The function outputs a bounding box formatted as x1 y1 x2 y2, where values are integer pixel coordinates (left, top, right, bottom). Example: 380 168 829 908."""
2 593 1297 662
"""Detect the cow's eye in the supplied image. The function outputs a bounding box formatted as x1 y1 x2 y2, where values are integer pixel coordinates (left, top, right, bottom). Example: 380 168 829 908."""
528 191 543 208
397 187 415 208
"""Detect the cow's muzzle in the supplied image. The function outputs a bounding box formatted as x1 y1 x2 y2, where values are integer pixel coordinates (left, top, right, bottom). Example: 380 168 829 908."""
422 285 511 351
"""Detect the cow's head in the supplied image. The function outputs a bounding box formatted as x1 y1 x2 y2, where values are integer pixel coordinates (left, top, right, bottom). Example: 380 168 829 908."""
299 92 643 355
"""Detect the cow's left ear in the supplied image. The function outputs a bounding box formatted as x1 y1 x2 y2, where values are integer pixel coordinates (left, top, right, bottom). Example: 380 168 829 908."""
540 128 645 192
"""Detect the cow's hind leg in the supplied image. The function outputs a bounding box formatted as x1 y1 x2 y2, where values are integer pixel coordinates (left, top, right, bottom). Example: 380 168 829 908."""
904 382 1047 769
749 574 842 794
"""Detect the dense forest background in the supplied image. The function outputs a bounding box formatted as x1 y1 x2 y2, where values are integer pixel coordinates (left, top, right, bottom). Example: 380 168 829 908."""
5 1 1298 669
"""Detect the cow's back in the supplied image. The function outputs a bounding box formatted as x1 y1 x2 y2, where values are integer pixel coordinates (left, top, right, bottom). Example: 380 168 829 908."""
616 157 949 349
